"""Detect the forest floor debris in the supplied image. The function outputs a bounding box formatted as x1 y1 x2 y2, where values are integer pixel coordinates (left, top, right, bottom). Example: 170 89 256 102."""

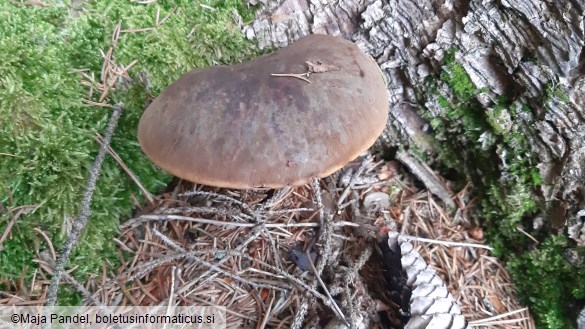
1 155 534 328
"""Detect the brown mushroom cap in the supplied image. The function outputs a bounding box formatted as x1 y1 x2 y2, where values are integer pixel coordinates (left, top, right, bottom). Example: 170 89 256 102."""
138 34 389 189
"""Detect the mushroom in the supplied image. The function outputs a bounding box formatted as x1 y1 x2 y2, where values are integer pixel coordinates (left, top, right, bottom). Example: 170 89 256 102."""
137 34 389 189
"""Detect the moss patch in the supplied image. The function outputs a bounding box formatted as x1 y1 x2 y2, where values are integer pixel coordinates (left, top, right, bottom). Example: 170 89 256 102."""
415 49 585 329
0 0 258 298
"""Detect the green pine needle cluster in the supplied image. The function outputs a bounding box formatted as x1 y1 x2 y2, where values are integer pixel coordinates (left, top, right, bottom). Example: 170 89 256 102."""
0 0 258 297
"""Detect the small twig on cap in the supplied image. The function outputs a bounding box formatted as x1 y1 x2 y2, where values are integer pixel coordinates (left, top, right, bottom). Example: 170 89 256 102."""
270 73 311 83
45 103 124 307
271 60 340 85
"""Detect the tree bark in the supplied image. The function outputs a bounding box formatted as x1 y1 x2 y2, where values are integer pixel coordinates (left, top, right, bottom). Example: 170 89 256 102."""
242 0 585 244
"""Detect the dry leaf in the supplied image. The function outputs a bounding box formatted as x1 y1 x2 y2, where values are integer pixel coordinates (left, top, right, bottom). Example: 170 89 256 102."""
306 60 340 73
470 226 484 240
260 288 270 301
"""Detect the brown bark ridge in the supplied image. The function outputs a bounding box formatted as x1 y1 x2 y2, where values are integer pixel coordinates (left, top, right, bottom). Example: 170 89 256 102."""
242 0 585 244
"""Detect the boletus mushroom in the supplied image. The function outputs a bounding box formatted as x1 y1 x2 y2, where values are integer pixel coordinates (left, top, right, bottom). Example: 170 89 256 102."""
138 34 389 189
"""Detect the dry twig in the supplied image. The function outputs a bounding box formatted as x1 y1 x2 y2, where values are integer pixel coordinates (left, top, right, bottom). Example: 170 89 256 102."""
45 103 124 307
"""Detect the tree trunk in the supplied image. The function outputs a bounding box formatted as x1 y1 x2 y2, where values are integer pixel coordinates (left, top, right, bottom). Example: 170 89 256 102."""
242 0 585 245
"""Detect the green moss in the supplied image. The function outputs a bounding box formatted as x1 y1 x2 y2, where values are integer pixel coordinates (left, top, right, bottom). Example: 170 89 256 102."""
416 48 583 329
57 286 84 306
545 83 570 103
507 236 585 329
440 50 479 101
0 0 258 296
